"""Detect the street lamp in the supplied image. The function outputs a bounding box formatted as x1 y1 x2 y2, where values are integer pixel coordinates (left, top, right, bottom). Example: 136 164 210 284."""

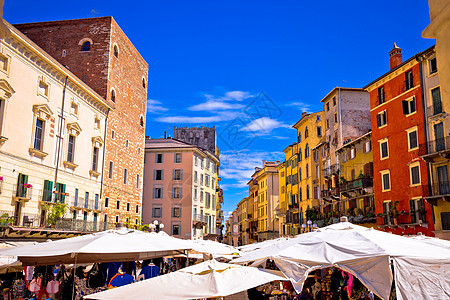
149 220 164 233
301 220 317 233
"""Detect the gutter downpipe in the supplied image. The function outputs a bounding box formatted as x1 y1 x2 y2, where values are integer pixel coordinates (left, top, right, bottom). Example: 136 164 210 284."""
338 87 343 215
53 76 69 200
417 55 435 224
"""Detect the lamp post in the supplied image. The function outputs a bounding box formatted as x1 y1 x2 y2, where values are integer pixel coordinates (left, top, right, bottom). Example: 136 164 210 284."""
149 220 164 233
301 220 317 233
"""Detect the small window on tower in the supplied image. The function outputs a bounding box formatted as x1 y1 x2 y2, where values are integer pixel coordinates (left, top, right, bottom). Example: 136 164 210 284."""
111 89 116 102
113 45 119 58
140 116 144 127
81 41 91 52
142 78 146 89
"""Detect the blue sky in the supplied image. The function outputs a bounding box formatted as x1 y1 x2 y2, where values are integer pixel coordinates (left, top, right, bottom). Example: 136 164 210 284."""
6 0 435 220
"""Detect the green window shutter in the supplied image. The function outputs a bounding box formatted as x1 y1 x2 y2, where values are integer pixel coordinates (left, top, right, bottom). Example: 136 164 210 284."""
61 184 66 203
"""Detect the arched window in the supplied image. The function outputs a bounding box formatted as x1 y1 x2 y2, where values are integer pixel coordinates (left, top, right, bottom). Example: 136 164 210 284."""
299 168 302 181
306 163 309 178
142 78 146 89
306 185 310 199
113 44 119 58
140 116 144 127
305 126 309 138
81 41 91 52
297 132 301 143
298 149 302 161
110 89 116 102
305 143 309 158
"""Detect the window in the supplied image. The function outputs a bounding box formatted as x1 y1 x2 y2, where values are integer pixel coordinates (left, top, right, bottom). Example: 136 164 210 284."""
326 102 330 111
194 188 198 200
317 126 322 137
306 164 309 178
334 113 338 123
110 89 116 102
67 135 75 162
172 224 180 235
379 139 389 159
305 127 308 138
200 174 204 185
364 141 371 153
410 198 426 224
109 161 113 179
105 197 109 208
154 170 163 180
38 80 49 98
200 191 204 202
136 174 140 189
172 187 182 198
138 148 141 155
194 171 198 183
409 163 421 186
111 130 115 139
153 207 162 218
142 78 146 89
281 171 284 177
140 116 144 127
94 117 100 129
306 185 310 199
123 168 127 184
305 144 309 158
350 148 356 159
326 119 329 129
281 186 285 194
116 200 120 210
172 207 181 218
174 153 182 163
205 175 210 187
429 57 437 74
406 127 418 150
333 97 336 106
92 147 99 171
173 169 182 180
297 132 301 143
381 170 391 191
136 205 139 213
81 41 91 52
382 201 392 225
431 87 442 115
405 70 413 90
402 96 416 115
376 110 387 127
0 53 9 74
156 153 163 163
125 140 129 148
113 44 119 58
153 187 163 198
127 202 130 211
115 216 119 223
378 86 385 104
34 118 44 150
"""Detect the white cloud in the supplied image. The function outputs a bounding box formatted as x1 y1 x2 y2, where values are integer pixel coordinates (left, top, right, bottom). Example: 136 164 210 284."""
219 150 284 190
188 91 252 112
240 117 291 133
147 99 168 113
287 101 312 113
189 101 244 111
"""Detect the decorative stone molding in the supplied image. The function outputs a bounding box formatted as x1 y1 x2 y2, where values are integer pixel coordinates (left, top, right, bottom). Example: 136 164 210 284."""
0 79 14 99
29 147 48 158
67 122 82 136
33 104 53 120
92 136 103 148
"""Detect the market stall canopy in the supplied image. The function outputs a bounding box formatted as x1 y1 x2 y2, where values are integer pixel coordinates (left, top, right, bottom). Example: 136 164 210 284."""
238 237 290 253
85 259 287 300
188 239 241 259
232 222 450 300
0 228 192 265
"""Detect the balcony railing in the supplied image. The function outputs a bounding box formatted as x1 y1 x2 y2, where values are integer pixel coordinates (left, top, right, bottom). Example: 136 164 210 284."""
331 187 340 196
429 181 450 196
322 164 339 177
193 214 207 223
419 136 450 156
427 102 443 118
55 218 115 232
321 190 331 197
12 184 33 200
341 178 373 192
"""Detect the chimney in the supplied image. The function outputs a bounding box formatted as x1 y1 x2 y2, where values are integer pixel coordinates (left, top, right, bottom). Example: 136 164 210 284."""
389 43 402 70
164 131 167 139
302 112 307 118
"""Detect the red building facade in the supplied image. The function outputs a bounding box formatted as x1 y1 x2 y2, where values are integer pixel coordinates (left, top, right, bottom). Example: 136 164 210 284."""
365 45 435 236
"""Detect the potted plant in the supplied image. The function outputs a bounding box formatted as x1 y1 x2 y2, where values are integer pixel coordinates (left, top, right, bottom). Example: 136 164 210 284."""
0 213 10 226
44 202 67 228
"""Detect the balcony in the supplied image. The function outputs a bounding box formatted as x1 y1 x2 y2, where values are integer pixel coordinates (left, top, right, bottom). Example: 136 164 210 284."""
341 177 373 192
420 136 450 159
427 102 443 118
322 164 339 177
193 214 207 227
69 196 98 211
424 181 450 205
12 184 33 202
330 186 340 196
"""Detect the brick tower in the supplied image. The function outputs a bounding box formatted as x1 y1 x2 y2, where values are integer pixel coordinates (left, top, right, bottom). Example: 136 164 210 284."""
15 17 149 225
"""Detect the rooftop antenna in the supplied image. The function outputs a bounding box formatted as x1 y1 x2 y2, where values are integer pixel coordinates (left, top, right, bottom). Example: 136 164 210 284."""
89 9 98 17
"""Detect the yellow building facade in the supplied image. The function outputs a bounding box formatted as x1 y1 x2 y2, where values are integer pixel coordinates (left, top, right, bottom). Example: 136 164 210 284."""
336 132 376 228
293 111 324 233
281 143 300 235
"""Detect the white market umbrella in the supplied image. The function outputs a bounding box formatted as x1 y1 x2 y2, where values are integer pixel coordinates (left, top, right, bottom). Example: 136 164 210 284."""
0 228 191 265
85 259 286 299
238 237 290 253
188 239 241 259
232 222 450 300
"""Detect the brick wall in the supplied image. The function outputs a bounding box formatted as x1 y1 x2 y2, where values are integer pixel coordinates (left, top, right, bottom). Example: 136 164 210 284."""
15 17 149 224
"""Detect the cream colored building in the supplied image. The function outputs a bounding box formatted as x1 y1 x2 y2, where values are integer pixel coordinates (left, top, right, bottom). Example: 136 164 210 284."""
0 22 112 231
